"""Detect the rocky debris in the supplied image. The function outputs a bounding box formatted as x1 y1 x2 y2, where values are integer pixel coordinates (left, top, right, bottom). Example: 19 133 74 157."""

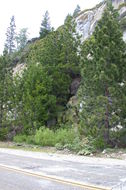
13 63 26 76
63 96 79 125
100 148 126 159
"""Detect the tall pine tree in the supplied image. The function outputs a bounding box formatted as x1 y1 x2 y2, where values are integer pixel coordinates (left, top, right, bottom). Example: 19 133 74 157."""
80 2 126 144
73 5 81 17
39 11 51 39
4 15 16 54
0 55 13 128
16 28 29 51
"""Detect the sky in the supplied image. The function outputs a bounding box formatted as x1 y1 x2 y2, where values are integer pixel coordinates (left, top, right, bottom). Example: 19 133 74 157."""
0 0 101 54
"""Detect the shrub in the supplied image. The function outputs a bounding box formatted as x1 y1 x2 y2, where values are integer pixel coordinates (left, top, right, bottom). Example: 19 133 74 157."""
34 126 77 147
13 134 27 143
26 135 35 144
0 127 9 141
34 127 56 146
118 128 126 147
66 136 97 154
13 126 99 154
55 143 64 150
55 128 76 145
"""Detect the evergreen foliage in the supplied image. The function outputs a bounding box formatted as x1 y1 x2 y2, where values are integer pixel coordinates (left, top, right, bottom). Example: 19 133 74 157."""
80 2 126 144
73 5 81 17
4 15 16 54
0 2 126 149
13 64 56 133
39 11 51 38
27 15 81 120
0 55 13 129
16 28 29 50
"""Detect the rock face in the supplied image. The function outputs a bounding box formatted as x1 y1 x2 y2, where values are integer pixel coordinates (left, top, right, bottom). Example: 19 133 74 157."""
76 0 126 42
13 63 26 77
70 77 81 96
112 0 125 9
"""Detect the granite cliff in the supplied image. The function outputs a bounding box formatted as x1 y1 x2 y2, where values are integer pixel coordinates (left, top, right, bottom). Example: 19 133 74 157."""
76 0 126 41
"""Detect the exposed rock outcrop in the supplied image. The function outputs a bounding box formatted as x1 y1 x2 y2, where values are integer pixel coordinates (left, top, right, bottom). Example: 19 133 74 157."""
13 63 26 77
76 0 126 42
70 77 81 96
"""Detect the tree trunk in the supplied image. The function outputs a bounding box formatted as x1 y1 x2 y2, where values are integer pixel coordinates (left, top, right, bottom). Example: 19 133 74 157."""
0 103 3 128
104 86 110 144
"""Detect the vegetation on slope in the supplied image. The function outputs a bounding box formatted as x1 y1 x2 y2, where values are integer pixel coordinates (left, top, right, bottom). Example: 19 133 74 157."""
0 2 126 154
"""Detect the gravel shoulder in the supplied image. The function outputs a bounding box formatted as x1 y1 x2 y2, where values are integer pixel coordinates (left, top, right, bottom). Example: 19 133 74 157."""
0 141 126 161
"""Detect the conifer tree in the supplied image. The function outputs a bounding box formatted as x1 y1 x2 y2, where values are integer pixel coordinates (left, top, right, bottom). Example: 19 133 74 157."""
39 11 51 38
4 15 16 54
13 63 56 132
73 4 81 17
0 55 13 128
62 14 81 72
26 14 81 125
80 2 126 144
16 28 29 50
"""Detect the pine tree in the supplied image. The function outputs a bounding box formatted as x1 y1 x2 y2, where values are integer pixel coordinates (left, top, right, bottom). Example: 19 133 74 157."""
4 15 16 54
16 63 56 132
39 11 51 39
80 2 126 144
26 15 81 125
16 28 29 50
61 14 81 72
73 5 81 17
0 55 13 128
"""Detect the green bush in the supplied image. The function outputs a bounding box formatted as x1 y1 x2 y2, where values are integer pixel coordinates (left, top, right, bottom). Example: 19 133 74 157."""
118 128 126 147
55 136 97 155
91 136 106 150
13 134 35 144
13 126 100 154
55 143 64 150
13 127 77 147
55 128 76 145
13 134 28 143
26 135 35 144
65 136 96 154
0 127 9 141
34 127 77 146
34 127 56 146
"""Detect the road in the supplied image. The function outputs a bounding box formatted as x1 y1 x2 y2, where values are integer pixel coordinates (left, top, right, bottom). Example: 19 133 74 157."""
0 166 87 190
0 148 126 190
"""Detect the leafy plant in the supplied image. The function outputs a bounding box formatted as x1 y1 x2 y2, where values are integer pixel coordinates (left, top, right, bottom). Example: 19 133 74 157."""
34 127 56 146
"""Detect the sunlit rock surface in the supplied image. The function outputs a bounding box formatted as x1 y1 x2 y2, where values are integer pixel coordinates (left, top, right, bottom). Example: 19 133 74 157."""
76 0 126 41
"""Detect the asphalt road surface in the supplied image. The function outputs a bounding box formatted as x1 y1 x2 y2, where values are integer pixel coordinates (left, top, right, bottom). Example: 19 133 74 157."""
0 148 126 190
0 167 88 190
